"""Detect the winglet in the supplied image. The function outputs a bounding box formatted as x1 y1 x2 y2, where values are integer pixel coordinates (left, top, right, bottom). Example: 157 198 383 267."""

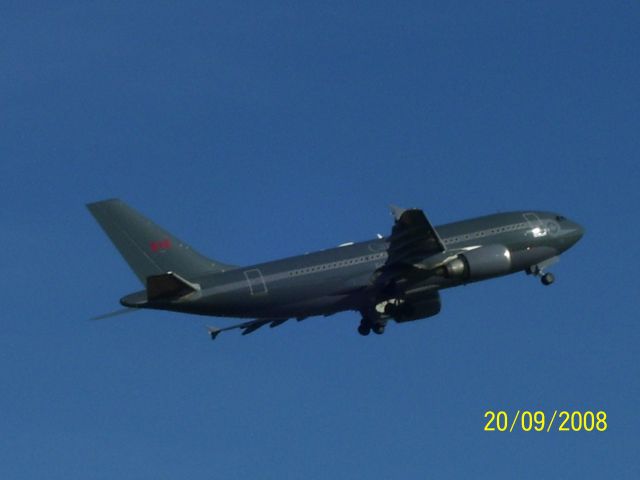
207 327 221 341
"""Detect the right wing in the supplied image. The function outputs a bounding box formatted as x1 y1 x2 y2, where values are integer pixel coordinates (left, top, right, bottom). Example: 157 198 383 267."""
208 318 289 340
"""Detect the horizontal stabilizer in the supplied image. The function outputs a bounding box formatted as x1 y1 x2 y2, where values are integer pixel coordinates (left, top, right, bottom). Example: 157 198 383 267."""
91 307 139 321
147 272 200 301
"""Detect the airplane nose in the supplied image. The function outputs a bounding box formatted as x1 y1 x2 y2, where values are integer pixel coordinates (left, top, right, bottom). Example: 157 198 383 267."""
567 220 585 246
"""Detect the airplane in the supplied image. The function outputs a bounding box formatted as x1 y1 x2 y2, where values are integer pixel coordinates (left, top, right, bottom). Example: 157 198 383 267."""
87 199 584 340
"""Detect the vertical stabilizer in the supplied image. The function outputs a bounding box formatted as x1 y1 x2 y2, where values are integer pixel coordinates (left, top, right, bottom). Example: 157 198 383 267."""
87 199 234 284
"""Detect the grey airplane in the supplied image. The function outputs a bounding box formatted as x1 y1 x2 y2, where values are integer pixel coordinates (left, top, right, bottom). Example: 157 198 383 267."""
88 199 584 339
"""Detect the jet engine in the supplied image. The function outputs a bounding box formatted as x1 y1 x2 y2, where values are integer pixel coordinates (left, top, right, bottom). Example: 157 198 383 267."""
441 244 511 281
378 291 442 323
393 296 441 322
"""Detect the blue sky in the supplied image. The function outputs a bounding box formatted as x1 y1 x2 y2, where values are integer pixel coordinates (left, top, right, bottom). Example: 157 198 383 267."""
1 1 638 478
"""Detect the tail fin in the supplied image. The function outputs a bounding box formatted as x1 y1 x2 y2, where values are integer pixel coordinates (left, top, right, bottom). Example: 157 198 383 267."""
87 199 235 284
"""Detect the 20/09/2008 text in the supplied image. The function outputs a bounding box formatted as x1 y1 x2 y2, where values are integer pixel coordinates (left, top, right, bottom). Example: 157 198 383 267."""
484 410 607 432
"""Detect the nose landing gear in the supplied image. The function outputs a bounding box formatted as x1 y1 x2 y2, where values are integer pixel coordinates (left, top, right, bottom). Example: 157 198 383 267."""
526 263 556 286
541 272 555 286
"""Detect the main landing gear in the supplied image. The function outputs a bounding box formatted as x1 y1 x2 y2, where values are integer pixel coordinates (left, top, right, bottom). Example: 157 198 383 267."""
358 316 386 336
358 297 400 336
526 264 555 286
357 321 370 336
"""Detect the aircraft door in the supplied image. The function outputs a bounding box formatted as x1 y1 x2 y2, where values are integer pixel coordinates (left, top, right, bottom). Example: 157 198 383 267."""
244 269 268 295
523 212 542 227
523 212 547 238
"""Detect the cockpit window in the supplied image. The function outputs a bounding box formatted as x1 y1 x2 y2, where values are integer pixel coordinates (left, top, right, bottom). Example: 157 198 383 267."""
555 215 566 221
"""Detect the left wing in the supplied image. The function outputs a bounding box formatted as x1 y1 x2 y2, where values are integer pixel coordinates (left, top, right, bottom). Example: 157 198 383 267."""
208 318 289 340
385 206 446 267
371 206 447 291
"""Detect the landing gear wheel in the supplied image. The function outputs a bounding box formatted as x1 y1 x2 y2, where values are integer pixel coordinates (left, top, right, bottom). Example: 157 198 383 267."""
372 323 385 335
358 323 371 336
541 272 555 286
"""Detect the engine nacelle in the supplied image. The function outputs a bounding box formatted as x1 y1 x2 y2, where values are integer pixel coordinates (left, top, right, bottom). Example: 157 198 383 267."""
391 292 442 323
443 244 511 280
393 298 441 322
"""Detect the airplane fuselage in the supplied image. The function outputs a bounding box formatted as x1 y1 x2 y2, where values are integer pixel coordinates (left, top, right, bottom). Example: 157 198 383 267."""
121 210 583 321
